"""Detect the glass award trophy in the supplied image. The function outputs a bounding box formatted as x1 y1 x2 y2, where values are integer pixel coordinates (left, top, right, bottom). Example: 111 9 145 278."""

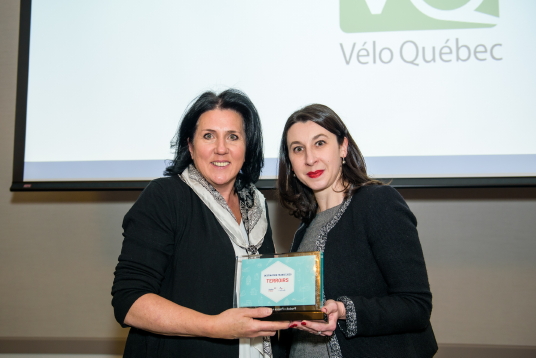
234 251 326 321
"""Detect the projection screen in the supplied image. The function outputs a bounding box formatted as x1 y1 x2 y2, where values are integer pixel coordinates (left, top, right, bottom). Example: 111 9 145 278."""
11 0 536 190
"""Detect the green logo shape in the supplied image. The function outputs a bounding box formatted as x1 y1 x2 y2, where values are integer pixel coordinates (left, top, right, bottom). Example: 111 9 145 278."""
341 0 499 33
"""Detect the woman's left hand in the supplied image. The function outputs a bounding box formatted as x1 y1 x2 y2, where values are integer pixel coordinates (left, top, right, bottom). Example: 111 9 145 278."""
289 299 346 336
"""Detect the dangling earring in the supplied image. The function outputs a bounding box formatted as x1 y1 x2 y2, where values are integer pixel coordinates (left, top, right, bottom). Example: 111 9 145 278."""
342 157 346 165
293 172 296 177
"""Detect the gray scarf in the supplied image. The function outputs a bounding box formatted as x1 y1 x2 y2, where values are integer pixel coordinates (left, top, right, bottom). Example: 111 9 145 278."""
180 164 268 254
180 164 272 357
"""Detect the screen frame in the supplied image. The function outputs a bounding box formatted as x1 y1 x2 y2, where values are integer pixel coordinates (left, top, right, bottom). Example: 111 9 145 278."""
10 0 536 191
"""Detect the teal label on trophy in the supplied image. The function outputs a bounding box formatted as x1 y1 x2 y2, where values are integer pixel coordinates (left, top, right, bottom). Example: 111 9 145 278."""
239 256 317 307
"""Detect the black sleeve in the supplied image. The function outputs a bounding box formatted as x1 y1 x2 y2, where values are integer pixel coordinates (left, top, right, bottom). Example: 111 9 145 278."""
263 199 276 253
111 179 183 327
338 186 433 338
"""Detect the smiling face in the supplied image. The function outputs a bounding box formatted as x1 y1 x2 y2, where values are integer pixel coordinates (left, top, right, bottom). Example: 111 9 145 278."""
188 109 246 195
287 120 348 200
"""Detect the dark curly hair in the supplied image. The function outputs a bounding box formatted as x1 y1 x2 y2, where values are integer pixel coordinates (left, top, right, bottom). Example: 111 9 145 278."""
165 89 264 190
277 104 383 223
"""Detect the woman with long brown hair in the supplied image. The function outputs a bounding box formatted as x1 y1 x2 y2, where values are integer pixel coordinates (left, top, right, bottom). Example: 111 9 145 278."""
277 104 437 357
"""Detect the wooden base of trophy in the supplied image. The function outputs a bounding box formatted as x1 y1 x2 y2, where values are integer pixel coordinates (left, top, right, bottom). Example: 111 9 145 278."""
260 309 328 322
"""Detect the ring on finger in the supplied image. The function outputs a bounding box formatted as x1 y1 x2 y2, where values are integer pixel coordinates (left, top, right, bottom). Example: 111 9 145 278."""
317 331 322 335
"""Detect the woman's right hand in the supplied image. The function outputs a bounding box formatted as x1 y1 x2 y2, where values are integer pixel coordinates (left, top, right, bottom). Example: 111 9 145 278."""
125 294 290 339
210 307 291 339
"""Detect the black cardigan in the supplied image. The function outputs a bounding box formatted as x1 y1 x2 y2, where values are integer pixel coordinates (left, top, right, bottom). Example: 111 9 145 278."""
286 185 437 357
112 175 277 358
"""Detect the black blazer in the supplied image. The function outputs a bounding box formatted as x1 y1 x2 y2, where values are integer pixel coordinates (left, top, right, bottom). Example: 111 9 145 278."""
284 185 437 357
112 176 278 357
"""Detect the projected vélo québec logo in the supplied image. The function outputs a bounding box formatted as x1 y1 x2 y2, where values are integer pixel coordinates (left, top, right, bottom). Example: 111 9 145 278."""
341 0 499 33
